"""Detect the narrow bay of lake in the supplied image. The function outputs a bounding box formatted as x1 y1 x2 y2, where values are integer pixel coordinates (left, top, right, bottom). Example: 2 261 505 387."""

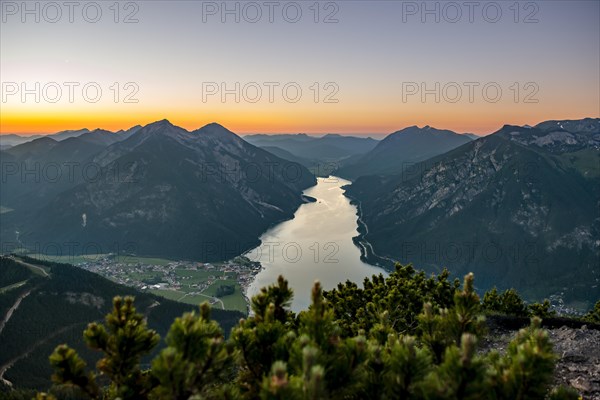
246 176 387 311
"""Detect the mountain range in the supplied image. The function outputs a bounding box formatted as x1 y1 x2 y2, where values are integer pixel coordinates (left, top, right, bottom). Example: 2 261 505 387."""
0 126 146 149
0 121 316 261
344 118 600 306
1 117 598 305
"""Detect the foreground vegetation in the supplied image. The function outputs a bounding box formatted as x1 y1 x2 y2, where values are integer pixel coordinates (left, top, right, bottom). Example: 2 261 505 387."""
0 256 243 392
27 264 590 399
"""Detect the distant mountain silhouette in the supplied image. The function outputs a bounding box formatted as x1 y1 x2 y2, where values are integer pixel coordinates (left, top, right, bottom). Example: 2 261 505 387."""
337 126 473 179
244 133 378 161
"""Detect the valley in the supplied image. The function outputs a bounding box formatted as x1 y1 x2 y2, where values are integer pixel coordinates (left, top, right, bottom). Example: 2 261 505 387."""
2 118 598 314
2 3 599 397
12 174 385 315
42 254 258 314
0 255 243 389
1 119 599 396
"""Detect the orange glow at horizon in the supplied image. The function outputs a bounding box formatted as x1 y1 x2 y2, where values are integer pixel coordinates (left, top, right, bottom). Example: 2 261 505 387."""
2 89 599 136
1 0 598 139
3 109 599 137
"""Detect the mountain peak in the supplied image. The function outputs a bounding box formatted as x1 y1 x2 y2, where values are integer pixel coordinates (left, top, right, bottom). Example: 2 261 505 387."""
121 120 190 145
500 124 521 131
495 118 600 152
534 117 600 134
33 136 58 144
389 125 457 139
139 119 186 134
338 125 472 178
149 119 174 127
195 122 237 137
90 128 116 135
202 122 227 130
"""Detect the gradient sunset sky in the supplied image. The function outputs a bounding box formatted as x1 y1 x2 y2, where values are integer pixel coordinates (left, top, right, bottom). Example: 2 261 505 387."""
1 0 599 135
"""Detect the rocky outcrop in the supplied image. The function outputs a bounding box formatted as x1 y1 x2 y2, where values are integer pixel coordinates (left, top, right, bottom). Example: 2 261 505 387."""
481 317 600 398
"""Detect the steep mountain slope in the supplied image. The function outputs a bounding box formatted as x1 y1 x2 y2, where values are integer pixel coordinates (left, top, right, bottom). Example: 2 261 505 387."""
0 255 242 390
259 146 314 168
0 134 44 148
1 121 316 261
318 134 380 156
115 124 143 140
49 128 90 141
345 119 600 305
4 137 59 161
337 126 473 179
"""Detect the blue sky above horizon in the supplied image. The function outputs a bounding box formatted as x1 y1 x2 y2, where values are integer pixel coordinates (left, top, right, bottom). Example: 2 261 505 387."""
1 0 599 135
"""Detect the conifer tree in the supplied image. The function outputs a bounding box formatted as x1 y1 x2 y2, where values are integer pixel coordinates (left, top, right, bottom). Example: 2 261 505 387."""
583 300 600 324
528 299 555 319
36 267 581 400
492 317 556 400
41 296 159 400
231 276 296 399
150 302 232 399
420 333 490 399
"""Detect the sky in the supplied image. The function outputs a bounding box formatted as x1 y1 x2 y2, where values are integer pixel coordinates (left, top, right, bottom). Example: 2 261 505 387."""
1 0 599 135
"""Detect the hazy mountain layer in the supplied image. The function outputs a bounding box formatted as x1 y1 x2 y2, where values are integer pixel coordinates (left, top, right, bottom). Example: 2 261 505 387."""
337 126 473 179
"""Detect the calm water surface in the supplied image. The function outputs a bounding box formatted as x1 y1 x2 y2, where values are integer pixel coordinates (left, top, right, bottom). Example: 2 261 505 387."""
246 176 387 311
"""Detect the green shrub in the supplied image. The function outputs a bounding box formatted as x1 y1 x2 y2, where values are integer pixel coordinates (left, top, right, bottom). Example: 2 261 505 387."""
323 264 459 337
583 300 600 324
482 287 529 317
36 265 576 399
528 299 556 319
